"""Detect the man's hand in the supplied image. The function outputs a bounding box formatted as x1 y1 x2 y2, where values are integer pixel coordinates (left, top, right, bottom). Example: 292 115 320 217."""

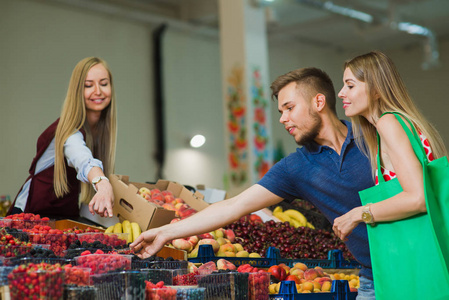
89 180 114 217
130 228 169 258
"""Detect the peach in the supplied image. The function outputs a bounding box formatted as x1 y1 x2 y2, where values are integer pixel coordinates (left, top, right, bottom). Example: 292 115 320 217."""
321 280 332 292
174 197 184 204
171 238 193 252
312 281 321 290
214 228 225 239
187 262 198 273
225 251 236 257
198 239 220 252
187 247 198 258
224 229 236 242
187 235 199 247
314 277 332 285
293 262 308 271
216 251 227 257
233 243 244 252
285 275 301 284
314 266 325 277
216 237 228 246
304 269 318 281
302 281 314 292
236 250 249 257
217 258 236 270
290 268 305 279
198 232 214 239
219 243 236 253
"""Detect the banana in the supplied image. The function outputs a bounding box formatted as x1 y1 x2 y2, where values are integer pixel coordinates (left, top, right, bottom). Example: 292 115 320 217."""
131 222 142 242
306 222 315 229
273 211 291 223
283 209 308 225
272 206 283 215
113 222 123 234
122 220 133 244
105 225 114 233
289 218 302 228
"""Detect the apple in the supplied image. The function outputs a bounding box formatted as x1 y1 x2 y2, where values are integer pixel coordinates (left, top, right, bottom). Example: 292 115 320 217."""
187 235 199 247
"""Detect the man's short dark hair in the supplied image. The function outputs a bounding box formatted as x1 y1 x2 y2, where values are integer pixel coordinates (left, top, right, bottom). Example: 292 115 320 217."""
270 67 337 114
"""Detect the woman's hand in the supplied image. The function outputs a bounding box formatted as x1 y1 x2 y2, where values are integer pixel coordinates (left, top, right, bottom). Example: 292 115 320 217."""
332 206 363 241
130 228 169 258
89 179 114 217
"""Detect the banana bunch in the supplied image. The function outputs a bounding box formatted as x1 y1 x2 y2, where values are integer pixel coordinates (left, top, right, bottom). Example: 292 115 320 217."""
272 206 315 229
105 220 142 243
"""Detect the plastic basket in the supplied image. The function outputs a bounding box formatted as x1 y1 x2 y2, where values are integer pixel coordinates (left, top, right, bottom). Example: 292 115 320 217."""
189 245 279 267
196 271 249 300
269 280 357 300
91 270 146 300
74 254 132 275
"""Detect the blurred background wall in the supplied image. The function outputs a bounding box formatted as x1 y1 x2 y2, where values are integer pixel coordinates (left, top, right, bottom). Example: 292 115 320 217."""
1 0 449 199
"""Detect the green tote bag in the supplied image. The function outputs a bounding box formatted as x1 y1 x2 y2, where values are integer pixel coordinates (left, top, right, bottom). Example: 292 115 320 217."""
358 112 449 300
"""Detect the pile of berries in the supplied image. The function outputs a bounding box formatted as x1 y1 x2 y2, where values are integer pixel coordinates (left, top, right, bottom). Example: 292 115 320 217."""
8 262 64 300
24 225 76 256
3 213 50 229
74 250 132 275
145 280 177 300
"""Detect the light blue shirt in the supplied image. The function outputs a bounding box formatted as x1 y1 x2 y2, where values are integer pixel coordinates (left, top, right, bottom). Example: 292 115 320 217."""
15 131 103 210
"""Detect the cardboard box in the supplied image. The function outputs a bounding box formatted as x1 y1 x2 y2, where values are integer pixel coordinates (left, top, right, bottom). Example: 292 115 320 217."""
110 174 208 231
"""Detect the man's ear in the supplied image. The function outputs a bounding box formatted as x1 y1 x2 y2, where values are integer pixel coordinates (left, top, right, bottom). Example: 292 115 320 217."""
314 93 326 112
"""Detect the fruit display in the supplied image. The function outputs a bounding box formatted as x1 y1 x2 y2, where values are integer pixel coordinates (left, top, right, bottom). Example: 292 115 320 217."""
138 188 197 219
74 252 132 275
168 225 262 260
105 219 142 244
267 262 360 294
2 213 50 229
24 225 76 256
7 262 64 300
77 232 128 248
0 212 361 299
226 218 353 260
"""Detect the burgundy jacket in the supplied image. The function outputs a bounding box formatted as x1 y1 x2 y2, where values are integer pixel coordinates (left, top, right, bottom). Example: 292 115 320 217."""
9 119 84 218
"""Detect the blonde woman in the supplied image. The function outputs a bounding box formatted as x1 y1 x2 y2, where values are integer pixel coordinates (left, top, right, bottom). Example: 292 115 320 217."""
334 51 449 299
9 57 117 218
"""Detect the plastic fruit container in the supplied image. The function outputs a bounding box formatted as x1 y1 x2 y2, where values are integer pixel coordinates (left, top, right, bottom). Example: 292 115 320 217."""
8 268 64 299
0 218 12 228
91 270 146 300
146 287 177 300
0 266 14 286
248 272 270 300
63 284 98 300
76 232 129 248
74 254 132 275
0 244 34 258
196 271 249 299
173 286 206 300
132 258 188 270
29 232 76 256
141 268 177 285
64 265 91 286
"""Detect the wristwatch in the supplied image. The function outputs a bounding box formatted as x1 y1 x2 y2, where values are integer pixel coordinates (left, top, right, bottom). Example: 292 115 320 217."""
92 176 109 192
361 204 375 225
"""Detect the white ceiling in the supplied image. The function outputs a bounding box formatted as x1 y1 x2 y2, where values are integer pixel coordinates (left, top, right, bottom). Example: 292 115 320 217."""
43 0 449 65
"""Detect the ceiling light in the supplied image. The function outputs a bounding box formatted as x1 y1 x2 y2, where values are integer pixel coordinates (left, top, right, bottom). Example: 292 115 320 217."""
190 135 206 148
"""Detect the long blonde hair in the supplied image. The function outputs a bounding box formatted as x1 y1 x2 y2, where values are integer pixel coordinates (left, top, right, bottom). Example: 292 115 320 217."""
54 57 117 203
345 51 447 177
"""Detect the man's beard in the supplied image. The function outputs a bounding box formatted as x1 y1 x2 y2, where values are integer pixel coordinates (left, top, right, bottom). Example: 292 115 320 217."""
295 109 322 146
